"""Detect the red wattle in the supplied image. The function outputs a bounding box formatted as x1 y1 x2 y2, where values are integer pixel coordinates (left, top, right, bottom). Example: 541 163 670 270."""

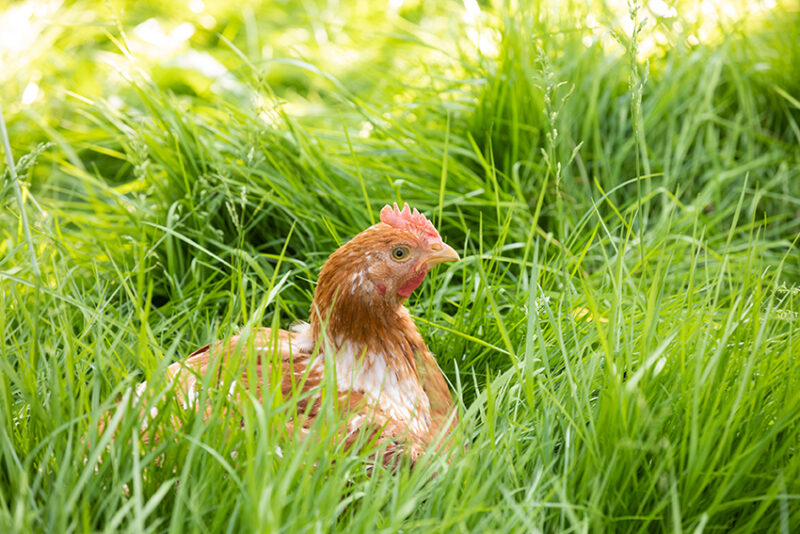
397 269 427 297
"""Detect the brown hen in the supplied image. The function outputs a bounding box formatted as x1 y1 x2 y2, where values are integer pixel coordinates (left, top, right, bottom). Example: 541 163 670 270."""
131 203 460 466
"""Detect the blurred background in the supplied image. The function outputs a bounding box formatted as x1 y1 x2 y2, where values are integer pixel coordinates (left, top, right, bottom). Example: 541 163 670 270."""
2 0 798 287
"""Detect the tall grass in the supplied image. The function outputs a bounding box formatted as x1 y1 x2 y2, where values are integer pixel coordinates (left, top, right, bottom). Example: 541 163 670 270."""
1 0 799 531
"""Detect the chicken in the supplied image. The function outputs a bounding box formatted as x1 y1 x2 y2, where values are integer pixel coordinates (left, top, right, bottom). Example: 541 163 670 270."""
130 203 460 466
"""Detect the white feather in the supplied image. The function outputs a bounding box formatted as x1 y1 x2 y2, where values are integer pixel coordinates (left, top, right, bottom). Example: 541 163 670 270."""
349 271 374 294
291 322 315 353
185 387 198 409
311 342 431 435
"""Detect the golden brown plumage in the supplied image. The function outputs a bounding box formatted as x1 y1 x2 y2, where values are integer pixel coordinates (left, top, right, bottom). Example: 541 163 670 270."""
131 203 460 466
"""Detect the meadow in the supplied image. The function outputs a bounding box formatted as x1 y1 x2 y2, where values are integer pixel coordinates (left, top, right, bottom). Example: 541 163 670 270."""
1 0 799 531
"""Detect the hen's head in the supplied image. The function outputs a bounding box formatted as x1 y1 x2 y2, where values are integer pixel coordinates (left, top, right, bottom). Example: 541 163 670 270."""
358 203 459 301
311 204 459 343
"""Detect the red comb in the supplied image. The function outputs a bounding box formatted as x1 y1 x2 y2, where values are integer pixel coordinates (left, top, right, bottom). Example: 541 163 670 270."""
380 203 441 242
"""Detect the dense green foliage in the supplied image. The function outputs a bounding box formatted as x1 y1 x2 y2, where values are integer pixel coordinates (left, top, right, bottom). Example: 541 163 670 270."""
2 0 799 531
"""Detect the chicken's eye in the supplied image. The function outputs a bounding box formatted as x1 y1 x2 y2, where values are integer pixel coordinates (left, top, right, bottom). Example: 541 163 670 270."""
391 246 411 262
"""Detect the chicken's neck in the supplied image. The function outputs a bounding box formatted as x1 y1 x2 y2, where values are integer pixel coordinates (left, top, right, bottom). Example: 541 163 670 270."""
308 262 432 434
311 293 425 364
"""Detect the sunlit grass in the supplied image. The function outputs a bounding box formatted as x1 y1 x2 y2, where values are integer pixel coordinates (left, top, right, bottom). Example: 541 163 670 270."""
1 0 799 532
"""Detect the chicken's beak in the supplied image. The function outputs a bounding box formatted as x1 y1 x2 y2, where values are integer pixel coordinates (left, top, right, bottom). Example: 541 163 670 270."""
420 243 460 270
